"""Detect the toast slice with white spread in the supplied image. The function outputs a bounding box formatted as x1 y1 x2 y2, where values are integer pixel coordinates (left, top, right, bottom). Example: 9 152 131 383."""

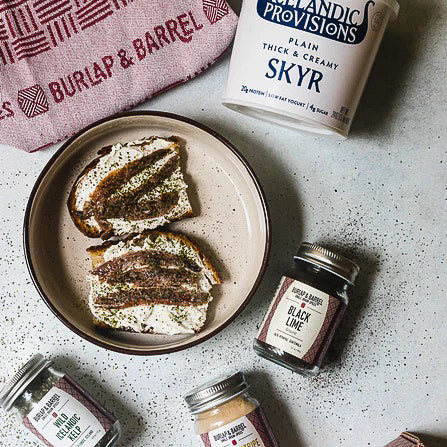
68 136 193 239
87 230 221 335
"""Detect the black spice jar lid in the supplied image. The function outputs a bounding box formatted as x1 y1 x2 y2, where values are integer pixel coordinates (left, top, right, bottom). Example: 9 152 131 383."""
295 242 360 285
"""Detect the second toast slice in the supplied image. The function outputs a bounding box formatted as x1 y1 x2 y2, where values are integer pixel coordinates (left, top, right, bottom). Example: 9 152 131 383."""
87 230 222 335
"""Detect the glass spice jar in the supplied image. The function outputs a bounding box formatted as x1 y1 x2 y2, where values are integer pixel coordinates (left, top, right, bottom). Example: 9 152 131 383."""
254 242 359 376
0 354 121 447
185 372 279 447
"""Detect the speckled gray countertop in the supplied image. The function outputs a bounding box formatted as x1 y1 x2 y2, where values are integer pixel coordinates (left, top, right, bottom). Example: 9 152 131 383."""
0 0 446 446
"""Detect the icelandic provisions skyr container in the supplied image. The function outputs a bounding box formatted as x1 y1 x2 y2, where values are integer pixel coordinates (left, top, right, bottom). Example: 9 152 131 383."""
223 0 400 139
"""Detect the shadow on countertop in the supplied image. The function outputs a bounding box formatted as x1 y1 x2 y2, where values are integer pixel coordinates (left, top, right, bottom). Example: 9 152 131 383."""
52 356 145 447
246 370 305 447
351 0 438 137
228 0 242 15
415 433 447 447
314 243 381 368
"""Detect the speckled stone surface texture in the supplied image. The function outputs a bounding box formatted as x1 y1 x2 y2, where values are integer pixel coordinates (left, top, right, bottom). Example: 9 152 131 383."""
0 0 446 446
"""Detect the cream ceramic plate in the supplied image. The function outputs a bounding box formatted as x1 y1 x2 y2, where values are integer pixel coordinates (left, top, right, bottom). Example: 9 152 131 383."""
24 112 270 355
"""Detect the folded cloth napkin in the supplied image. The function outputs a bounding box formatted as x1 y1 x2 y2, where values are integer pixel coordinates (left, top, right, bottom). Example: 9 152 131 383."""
385 433 426 447
0 0 237 151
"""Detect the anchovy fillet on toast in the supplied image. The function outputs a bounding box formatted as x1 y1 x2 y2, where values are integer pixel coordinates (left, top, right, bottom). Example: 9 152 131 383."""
68 137 193 239
87 230 221 334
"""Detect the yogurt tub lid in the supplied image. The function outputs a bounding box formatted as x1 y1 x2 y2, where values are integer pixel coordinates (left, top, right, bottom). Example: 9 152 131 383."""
376 0 400 19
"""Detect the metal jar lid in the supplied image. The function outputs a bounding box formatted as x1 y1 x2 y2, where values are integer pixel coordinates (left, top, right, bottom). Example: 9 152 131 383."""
0 354 52 411
184 372 249 415
295 242 360 285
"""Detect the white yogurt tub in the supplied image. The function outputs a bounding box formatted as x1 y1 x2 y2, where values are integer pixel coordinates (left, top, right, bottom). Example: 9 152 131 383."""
223 0 399 139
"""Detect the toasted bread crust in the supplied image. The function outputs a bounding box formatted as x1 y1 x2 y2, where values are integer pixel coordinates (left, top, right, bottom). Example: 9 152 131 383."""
92 319 202 334
67 147 111 238
67 137 193 239
87 229 222 284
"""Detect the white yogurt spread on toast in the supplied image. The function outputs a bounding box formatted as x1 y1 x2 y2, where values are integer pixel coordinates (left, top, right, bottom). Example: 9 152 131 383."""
88 232 219 335
73 137 191 236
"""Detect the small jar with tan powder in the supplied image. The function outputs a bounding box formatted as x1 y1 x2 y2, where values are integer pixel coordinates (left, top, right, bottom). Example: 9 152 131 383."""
184 372 279 447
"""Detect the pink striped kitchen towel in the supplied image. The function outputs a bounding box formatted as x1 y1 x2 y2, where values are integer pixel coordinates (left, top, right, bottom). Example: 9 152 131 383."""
385 433 426 447
0 0 237 151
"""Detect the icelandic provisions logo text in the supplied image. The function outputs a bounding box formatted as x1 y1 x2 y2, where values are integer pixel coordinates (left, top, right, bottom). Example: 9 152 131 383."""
257 0 375 44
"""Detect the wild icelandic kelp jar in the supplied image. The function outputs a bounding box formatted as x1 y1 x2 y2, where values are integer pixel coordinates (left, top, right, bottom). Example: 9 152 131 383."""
0 354 121 447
